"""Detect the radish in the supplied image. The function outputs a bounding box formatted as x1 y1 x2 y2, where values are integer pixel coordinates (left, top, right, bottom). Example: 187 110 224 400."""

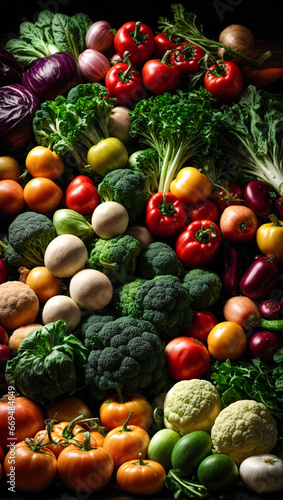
0 258 8 284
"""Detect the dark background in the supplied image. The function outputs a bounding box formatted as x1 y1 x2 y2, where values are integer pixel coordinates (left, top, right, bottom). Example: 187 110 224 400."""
1 0 283 44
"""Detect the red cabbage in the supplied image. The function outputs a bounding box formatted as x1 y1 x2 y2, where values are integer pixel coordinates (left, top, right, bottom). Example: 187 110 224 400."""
0 83 41 155
0 46 24 87
22 51 82 102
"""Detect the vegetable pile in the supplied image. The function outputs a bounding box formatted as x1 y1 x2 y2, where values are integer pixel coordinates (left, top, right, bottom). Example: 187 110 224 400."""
1 3 283 499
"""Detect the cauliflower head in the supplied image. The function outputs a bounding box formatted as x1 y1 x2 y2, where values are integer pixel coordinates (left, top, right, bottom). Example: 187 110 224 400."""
211 399 278 465
163 379 222 435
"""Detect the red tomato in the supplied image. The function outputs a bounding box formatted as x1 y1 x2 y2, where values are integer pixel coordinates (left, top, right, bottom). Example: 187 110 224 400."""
186 199 219 223
204 61 244 102
219 205 258 243
0 179 25 217
170 42 206 75
152 33 178 59
164 336 211 381
210 181 244 214
175 220 221 268
182 311 218 344
23 177 62 213
0 394 45 450
105 57 145 107
142 58 181 94
114 21 155 67
65 176 100 215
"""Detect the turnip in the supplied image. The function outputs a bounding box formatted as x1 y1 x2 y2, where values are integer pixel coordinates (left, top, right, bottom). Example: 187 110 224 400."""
42 295 81 331
69 269 113 310
91 201 129 239
44 234 88 278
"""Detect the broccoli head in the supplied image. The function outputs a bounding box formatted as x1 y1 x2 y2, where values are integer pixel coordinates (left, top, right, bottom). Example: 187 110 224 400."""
113 275 193 339
80 310 117 350
97 168 150 224
136 241 185 280
182 268 222 310
87 234 142 284
84 316 168 399
3 211 57 268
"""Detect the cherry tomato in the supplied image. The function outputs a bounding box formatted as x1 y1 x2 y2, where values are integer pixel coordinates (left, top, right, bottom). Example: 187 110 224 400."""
4 441 57 493
114 21 155 68
65 177 100 215
170 42 206 75
25 146 64 180
25 266 63 303
99 391 153 431
219 205 258 243
23 177 62 213
207 321 247 361
116 453 166 495
182 311 218 344
204 61 244 102
186 199 219 223
0 179 25 217
210 181 243 214
164 336 211 381
142 55 181 94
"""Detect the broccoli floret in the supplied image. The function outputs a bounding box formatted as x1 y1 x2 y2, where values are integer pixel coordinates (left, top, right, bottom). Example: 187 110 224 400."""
80 311 117 350
2 212 57 269
84 316 168 399
136 242 185 280
182 268 222 310
97 168 150 224
113 275 193 339
87 234 142 284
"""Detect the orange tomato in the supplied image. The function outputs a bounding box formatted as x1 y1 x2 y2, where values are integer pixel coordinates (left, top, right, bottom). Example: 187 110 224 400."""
99 390 153 431
103 411 150 468
0 156 21 181
25 266 63 303
25 146 64 180
23 177 62 213
57 433 114 494
116 453 166 495
3 441 57 493
0 179 25 217
45 396 92 422
207 321 247 361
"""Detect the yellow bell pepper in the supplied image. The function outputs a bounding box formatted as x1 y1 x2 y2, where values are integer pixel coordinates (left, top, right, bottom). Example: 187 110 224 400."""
256 215 283 262
170 167 212 205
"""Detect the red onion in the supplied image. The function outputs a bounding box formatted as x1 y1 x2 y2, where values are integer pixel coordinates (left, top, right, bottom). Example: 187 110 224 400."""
0 344 11 367
0 258 8 284
249 331 281 361
86 21 114 53
78 49 110 82
258 299 282 319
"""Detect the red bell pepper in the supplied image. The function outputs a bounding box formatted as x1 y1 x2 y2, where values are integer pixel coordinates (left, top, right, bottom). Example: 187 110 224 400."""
145 191 187 238
175 219 221 267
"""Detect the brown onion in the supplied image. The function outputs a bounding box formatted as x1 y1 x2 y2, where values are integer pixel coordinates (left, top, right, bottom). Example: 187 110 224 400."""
223 295 260 331
218 24 254 63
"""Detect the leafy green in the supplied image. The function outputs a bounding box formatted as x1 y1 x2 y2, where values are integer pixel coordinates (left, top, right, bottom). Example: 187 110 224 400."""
212 85 283 196
208 349 283 445
5 321 89 405
33 84 113 171
6 10 92 67
129 88 223 192
165 470 209 499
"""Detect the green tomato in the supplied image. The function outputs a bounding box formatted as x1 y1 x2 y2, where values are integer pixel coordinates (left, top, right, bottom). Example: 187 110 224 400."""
87 137 128 176
197 454 238 491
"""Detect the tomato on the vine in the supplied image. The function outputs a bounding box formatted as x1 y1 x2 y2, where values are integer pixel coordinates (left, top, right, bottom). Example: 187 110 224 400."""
186 198 219 223
210 181 244 214
164 336 211 381
65 175 100 215
204 60 244 102
114 21 155 67
170 42 206 75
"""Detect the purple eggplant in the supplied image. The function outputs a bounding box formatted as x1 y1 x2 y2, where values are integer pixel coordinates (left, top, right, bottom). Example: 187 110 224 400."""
239 255 280 299
244 180 273 217
222 244 240 295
